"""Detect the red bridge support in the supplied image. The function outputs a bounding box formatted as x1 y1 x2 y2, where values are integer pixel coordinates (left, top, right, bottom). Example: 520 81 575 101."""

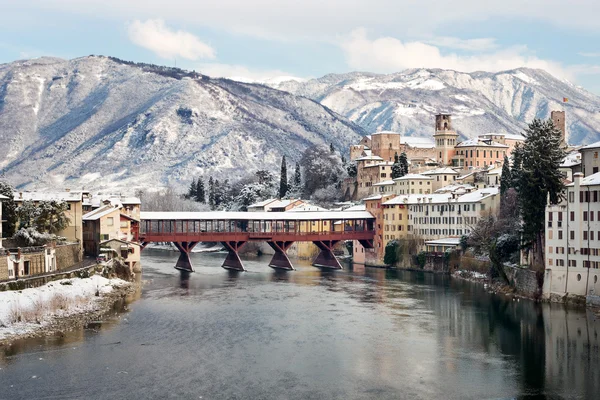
222 241 246 271
267 241 295 270
313 240 342 269
173 242 199 272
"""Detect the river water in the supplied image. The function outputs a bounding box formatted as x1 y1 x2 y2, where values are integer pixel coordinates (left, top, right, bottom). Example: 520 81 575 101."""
1 249 599 399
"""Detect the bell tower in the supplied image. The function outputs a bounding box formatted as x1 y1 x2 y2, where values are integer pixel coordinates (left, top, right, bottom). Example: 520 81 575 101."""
551 110 566 145
433 114 458 166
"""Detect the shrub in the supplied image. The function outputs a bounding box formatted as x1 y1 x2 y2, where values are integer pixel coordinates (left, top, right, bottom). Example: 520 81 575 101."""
416 251 427 269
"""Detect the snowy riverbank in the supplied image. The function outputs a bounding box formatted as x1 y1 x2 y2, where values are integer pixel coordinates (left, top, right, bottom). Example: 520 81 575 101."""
0 275 132 345
144 243 224 253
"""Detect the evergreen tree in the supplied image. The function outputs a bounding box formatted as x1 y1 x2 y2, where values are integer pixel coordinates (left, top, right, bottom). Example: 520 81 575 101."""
391 152 402 179
346 162 357 178
341 155 347 165
330 143 335 154
208 176 215 209
0 180 17 237
294 162 302 188
511 144 523 191
399 152 409 176
516 118 566 271
279 155 288 198
186 178 197 200
500 155 512 197
195 178 205 203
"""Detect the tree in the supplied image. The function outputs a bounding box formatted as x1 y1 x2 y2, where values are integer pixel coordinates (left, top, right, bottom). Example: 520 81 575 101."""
399 152 409 176
279 155 288 198
0 181 17 237
16 200 70 235
516 118 566 271
195 178 205 203
300 144 346 198
286 162 303 199
330 142 335 154
384 240 401 265
208 176 215 209
186 178 197 200
391 152 402 179
294 162 301 187
346 162 357 178
500 155 512 197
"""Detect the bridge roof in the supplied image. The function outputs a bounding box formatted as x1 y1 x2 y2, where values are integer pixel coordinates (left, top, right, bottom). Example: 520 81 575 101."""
141 211 374 221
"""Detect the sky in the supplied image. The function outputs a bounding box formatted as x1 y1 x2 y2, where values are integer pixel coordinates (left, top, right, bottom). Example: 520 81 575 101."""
1 0 600 94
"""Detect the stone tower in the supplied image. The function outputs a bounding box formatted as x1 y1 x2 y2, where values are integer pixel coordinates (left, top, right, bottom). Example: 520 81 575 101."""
433 114 458 166
551 110 566 144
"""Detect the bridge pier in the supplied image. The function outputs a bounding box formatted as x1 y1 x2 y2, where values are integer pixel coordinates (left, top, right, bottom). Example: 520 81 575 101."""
221 241 246 271
312 240 342 269
266 241 295 270
173 242 199 272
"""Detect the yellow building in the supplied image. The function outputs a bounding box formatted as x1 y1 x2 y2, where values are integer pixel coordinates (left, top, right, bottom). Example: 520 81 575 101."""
421 167 460 191
382 196 410 248
392 174 433 195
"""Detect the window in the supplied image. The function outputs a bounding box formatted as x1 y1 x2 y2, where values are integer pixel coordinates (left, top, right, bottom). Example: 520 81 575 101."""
584 211 588 221
595 152 598 159
570 231 575 240
24 261 30 275
107 217 114 226
559 230 563 240
584 231 588 240
120 221 128 228
570 212 575 222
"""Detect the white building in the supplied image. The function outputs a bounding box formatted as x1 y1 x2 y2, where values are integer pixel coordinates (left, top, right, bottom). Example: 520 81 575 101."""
544 172 600 300
0 194 7 248
408 187 499 242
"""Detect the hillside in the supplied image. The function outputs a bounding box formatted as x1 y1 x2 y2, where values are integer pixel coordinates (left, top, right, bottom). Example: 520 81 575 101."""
0 56 365 191
271 68 600 144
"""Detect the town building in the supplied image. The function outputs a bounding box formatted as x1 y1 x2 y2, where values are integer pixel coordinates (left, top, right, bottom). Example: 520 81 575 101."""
453 138 508 168
0 194 7 249
421 167 460 191
82 201 141 271
544 172 600 300
579 141 600 177
433 114 459 166
392 174 433 195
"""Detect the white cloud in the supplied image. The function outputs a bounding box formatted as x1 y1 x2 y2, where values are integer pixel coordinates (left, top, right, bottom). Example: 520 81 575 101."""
20 1 600 41
427 37 498 52
340 28 570 79
197 63 304 83
127 19 215 60
579 52 600 58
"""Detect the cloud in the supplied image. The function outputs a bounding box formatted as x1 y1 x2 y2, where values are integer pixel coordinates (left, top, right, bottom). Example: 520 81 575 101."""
427 37 498 52
579 52 600 58
340 28 570 79
127 19 215 60
197 63 304 83
21 1 600 42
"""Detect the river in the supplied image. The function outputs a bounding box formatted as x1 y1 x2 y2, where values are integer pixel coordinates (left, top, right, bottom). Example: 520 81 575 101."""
1 249 599 399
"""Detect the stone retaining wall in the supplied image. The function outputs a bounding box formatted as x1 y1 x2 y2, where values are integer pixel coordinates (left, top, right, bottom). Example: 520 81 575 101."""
55 243 82 270
505 265 540 298
0 263 102 291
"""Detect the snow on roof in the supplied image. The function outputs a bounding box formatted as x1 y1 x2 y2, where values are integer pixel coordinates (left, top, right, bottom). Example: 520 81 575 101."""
400 136 435 148
457 171 477 180
455 187 499 203
435 184 475 193
425 237 461 246
456 139 508 148
343 204 366 212
140 211 375 221
479 133 525 141
286 204 328 212
83 205 120 221
561 154 581 168
422 167 459 175
383 193 453 205
248 198 278 208
362 194 383 201
13 191 85 202
0 194 8 200
580 141 600 150
373 180 395 186
486 167 503 176
393 173 433 181
355 155 384 161
569 172 600 186
268 199 302 209
363 161 394 168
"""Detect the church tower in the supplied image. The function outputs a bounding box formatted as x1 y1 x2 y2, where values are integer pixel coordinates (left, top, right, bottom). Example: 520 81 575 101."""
551 110 566 145
433 114 458 166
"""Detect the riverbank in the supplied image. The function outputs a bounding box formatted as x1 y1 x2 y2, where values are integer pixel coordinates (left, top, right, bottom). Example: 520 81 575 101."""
0 275 135 346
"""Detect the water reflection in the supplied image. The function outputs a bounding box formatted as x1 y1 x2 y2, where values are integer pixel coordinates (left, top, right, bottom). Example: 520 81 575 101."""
1 251 599 400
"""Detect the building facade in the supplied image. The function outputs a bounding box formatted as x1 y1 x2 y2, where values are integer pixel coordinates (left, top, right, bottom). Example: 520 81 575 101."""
544 173 600 299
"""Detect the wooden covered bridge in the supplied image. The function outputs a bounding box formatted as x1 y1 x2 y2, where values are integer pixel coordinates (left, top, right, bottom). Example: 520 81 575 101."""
139 211 375 271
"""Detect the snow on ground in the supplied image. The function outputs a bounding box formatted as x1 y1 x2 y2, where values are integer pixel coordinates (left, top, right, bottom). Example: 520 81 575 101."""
0 275 128 340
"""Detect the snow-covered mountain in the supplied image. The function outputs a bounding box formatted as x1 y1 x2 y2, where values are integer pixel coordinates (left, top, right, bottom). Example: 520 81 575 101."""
0 56 365 191
270 68 600 144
